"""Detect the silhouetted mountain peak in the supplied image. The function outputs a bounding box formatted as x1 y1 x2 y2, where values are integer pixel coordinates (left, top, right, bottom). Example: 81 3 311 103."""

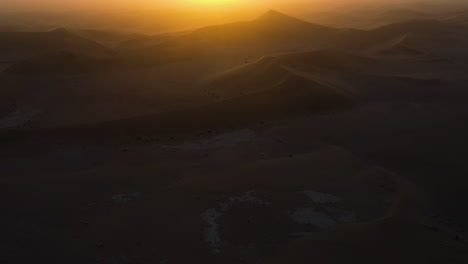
256 10 301 23
262 9 286 17
254 9 335 33
49 28 74 36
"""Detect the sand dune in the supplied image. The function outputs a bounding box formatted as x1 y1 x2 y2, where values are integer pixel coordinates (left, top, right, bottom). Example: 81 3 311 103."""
124 14 468 67
1 9 468 264
281 48 462 79
207 56 292 98
362 19 468 60
11 12 468 76
379 8 432 22
122 10 339 65
373 43 427 57
3 69 352 140
167 10 337 49
447 12 468 26
1 43 462 132
207 52 357 99
320 18 468 63
373 19 447 35
70 29 146 47
278 49 377 72
209 48 461 100
115 32 182 51
3 51 121 75
0 28 115 61
129 147 399 259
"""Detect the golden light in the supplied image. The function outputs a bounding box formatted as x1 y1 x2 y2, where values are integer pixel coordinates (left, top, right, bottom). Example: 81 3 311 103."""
185 0 246 8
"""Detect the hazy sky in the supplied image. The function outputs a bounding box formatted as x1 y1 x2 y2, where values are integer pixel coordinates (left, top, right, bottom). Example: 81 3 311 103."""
1 0 463 33
2 0 267 10
1 0 432 11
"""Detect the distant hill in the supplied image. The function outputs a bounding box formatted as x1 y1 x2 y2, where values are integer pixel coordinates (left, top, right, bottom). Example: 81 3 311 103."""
378 8 432 22
172 10 337 47
22 73 354 139
115 32 182 51
126 11 468 66
207 56 289 98
371 19 468 60
278 49 377 72
70 29 147 47
3 51 120 75
372 19 447 35
7 53 355 138
0 28 115 61
126 10 339 64
114 12 468 66
325 18 468 61
208 48 462 103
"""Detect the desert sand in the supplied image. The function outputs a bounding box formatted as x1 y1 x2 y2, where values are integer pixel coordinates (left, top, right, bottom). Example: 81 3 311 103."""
0 4 467 264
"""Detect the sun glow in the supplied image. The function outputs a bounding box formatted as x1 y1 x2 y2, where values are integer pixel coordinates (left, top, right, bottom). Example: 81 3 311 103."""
185 0 246 7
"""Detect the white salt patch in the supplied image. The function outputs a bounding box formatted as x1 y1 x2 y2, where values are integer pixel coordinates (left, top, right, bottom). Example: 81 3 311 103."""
290 191 355 232
201 208 223 251
303 191 343 204
201 190 267 252
0 109 39 129
289 208 337 230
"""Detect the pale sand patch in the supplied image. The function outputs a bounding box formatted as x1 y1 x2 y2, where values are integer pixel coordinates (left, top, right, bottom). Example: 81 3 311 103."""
201 190 267 252
289 191 355 232
289 207 356 231
201 208 224 251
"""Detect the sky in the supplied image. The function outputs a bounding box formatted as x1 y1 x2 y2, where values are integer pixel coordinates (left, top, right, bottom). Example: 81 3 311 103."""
1 0 463 33
0 0 423 11
2 0 269 11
